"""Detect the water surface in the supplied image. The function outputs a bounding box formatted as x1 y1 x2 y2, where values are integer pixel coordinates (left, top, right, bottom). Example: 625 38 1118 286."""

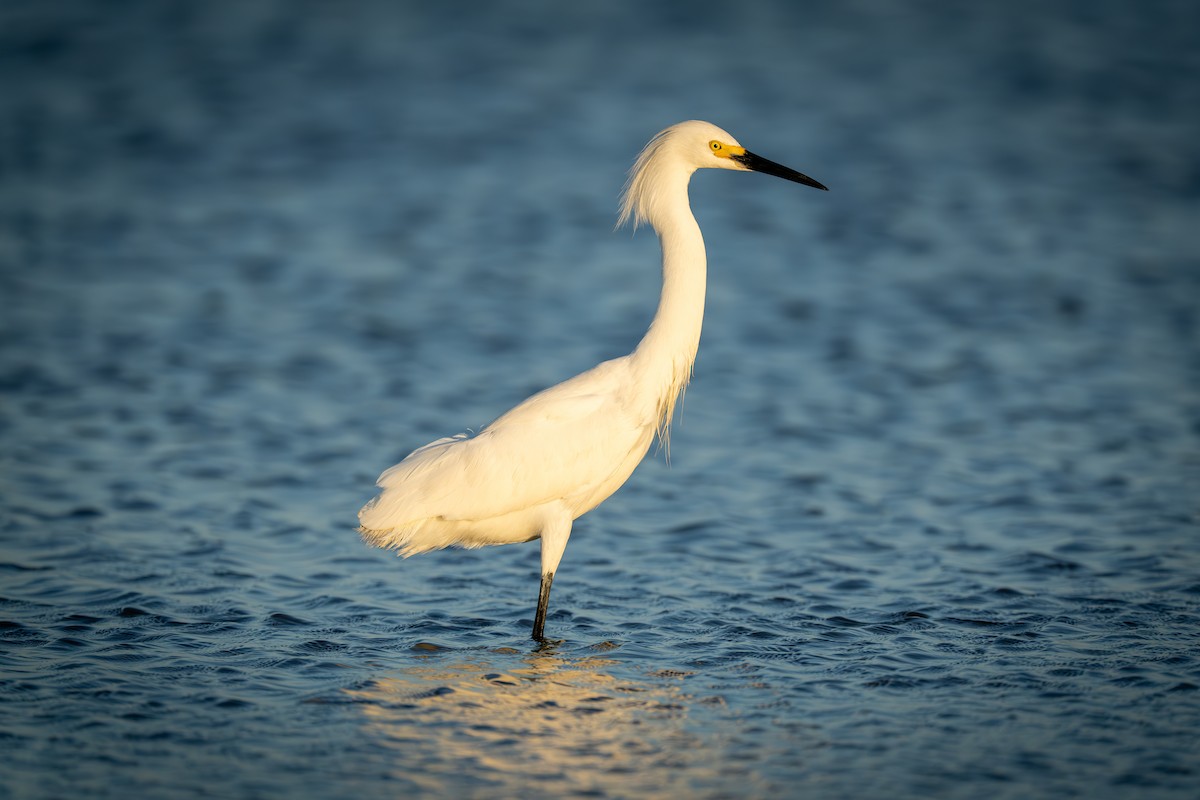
2 1 1198 798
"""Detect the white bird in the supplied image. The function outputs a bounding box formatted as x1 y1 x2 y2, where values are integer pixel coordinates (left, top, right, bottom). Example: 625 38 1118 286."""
359 120 826 640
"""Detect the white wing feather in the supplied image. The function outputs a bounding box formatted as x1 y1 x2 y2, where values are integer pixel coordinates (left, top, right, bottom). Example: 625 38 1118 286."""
358 357 656 552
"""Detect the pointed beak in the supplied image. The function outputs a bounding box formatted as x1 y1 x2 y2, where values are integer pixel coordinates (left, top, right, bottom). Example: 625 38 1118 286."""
732 150 828 191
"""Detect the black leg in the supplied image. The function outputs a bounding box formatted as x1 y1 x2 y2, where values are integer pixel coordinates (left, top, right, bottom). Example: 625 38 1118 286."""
532 571 554 640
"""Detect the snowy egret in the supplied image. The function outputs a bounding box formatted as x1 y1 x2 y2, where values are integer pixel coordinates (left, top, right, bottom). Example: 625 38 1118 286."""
359 120 826 640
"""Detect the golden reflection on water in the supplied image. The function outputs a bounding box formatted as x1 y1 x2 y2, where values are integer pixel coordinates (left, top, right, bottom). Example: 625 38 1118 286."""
346 644 728 797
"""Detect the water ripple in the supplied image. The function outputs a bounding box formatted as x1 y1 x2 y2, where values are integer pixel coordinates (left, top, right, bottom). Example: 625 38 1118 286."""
2 1 1198 799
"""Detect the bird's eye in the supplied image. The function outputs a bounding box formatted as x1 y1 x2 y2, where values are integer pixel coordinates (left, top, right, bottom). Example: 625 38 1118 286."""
709 141 722 151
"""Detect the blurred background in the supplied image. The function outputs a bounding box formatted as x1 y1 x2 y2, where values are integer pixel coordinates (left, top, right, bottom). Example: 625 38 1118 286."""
1 1 1198 798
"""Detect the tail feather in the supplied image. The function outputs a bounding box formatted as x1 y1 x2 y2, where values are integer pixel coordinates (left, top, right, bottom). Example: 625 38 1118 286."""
357 490 434 555
357 516 426 556
358 432 473 552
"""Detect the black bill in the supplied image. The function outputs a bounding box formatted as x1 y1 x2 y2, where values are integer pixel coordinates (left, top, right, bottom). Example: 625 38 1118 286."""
732 150 828 191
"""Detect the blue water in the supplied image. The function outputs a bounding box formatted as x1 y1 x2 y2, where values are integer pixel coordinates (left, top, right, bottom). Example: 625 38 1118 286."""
2 1 1199 798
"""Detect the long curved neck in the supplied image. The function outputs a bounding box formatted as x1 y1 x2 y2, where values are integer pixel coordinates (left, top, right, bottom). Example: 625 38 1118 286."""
630 181 707 438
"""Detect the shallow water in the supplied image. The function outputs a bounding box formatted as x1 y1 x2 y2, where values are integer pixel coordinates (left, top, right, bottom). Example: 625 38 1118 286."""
2 1 1199 798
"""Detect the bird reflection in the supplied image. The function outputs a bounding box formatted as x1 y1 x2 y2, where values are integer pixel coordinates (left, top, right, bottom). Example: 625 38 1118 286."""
345 645 724 796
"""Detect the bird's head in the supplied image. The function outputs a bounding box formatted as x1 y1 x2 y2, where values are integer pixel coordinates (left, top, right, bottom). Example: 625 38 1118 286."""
618 120 826 229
